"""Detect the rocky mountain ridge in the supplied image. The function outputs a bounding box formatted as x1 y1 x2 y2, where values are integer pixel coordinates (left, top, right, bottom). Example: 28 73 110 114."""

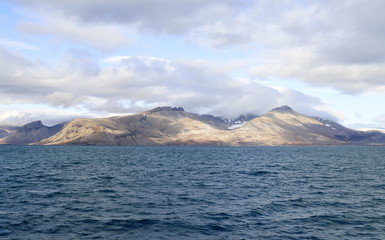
0 121 65 145
1 106 385 146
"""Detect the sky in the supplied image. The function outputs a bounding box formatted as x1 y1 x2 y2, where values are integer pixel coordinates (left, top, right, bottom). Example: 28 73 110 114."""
1 0 385 129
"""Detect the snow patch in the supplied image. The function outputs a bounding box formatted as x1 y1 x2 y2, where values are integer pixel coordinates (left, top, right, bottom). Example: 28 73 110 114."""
357 128 385 133
228 122 246 130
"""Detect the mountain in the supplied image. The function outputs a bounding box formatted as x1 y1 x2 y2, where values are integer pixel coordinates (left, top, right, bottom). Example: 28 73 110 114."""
0 121 65 145
38 107 228 145
34 105 385 146
227 105 385 145
0 126 20 138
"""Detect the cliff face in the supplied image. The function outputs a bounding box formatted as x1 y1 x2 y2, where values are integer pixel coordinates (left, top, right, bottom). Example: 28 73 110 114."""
35 106 385 146
0 121 65 145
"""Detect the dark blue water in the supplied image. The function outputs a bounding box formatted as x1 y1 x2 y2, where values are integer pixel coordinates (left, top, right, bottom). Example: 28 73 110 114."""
1 146 385 239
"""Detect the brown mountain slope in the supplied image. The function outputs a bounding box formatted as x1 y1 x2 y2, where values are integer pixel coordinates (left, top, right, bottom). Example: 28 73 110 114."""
38 107 229 145
36 106 385 146
227 106 342 145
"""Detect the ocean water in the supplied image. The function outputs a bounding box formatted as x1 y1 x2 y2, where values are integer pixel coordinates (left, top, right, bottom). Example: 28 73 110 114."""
1 146 385 240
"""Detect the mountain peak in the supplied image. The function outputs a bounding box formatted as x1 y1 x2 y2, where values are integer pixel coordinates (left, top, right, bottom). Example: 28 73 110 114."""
22 120 44 130
271 105 294 113
148 106 185 114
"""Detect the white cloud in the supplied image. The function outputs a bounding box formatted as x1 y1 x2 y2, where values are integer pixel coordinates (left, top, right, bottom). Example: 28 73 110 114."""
0 46 334 122
0 108 99 126
251 47 385 94
8 0 240 33
373 114 385 125
247 0 385 94
17 13 131 52
4 0 385 125
44 92 87 108
9 0 385 95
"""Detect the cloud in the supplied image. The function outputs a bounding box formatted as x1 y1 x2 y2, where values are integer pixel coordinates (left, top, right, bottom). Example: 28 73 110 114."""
0 47 45 103
9 0 241 34
373 114 385 125
319 0 385 64
4 0 385 126
251 48 385 94
0 45 333 122
0 108 99 126
248 0 385 94
9 0 385 94
0 45 34 71
16 13 131 52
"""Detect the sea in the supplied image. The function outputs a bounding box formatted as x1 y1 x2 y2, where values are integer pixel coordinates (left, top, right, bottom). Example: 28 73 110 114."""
1 145 385 240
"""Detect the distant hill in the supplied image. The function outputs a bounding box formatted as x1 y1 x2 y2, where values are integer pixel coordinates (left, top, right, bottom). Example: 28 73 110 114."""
26 105 385 146
0 126 20 138
0 121 65 145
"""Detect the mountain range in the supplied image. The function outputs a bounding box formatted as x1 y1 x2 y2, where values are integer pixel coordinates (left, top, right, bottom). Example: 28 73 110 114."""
1 106 385 146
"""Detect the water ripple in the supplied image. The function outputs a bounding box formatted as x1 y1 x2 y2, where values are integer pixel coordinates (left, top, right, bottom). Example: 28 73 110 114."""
1 145 385 239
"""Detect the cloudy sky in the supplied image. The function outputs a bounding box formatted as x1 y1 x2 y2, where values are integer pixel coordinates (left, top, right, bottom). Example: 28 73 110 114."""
1 0 385 128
